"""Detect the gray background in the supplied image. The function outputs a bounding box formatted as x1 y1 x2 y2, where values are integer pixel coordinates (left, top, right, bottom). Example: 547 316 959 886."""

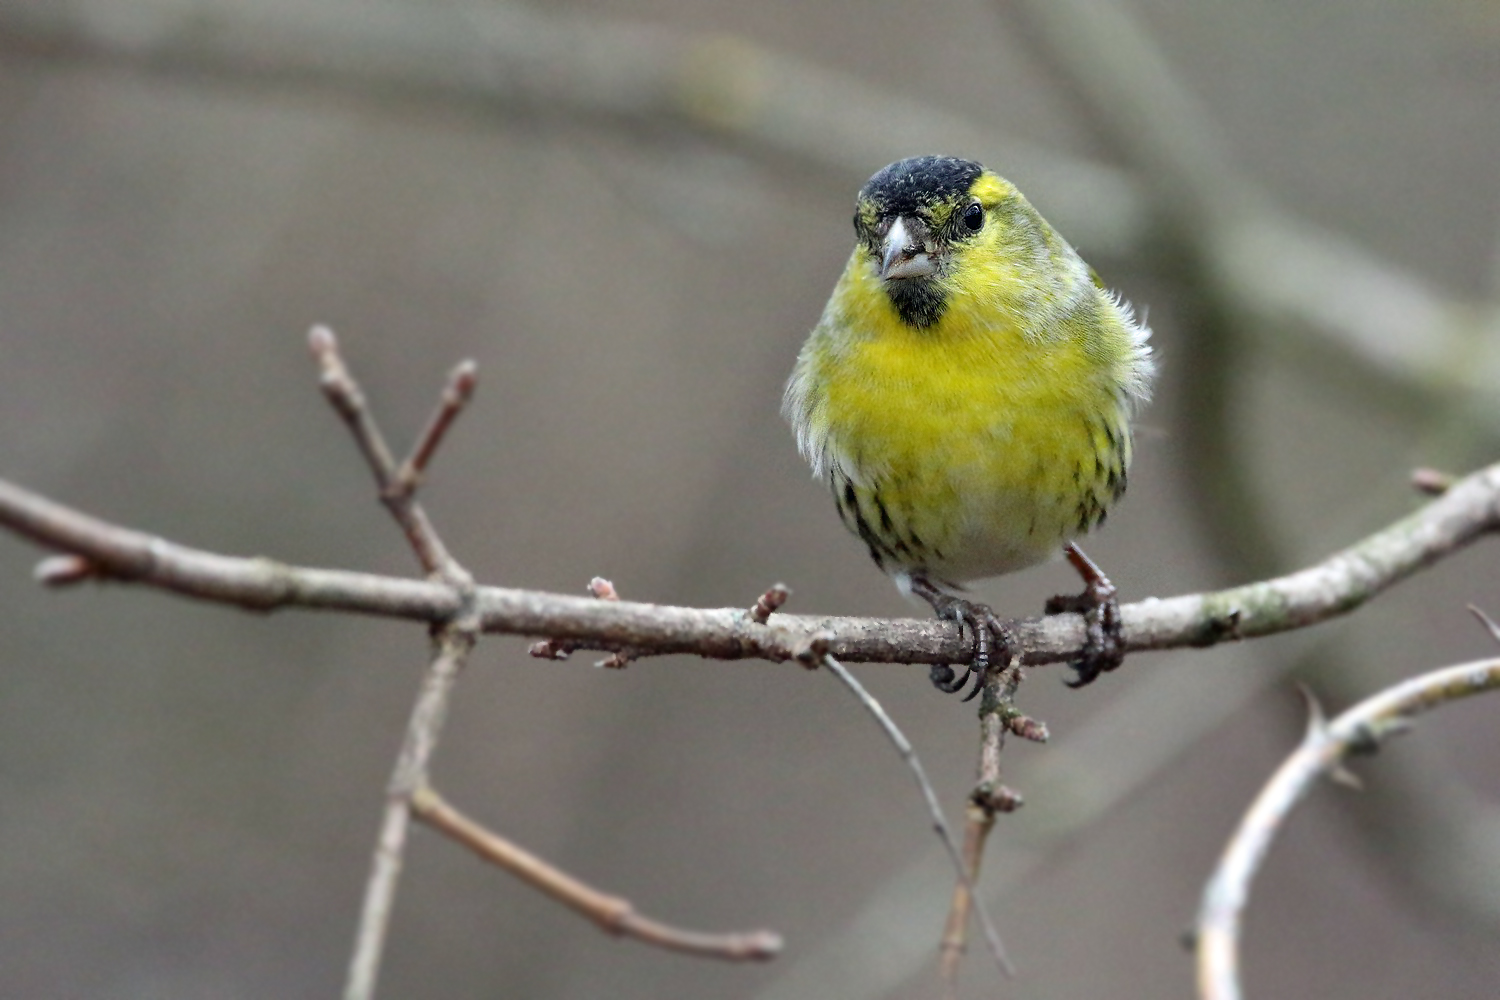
1 1 1498 997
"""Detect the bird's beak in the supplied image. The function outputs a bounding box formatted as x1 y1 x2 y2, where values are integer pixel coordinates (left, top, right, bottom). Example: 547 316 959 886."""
878 216 938 281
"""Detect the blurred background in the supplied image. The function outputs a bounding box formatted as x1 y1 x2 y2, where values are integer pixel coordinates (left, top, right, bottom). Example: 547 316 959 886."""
1 1 1498 997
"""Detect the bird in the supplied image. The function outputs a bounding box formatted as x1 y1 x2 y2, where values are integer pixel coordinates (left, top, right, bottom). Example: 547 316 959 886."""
783 155 1154 698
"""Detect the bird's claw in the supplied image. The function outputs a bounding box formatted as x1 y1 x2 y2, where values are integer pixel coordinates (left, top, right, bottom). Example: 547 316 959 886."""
1048 545 1125 687
911 578 1013 700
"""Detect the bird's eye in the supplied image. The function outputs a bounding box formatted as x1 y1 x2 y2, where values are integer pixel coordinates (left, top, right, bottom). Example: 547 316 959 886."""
962 202 984 232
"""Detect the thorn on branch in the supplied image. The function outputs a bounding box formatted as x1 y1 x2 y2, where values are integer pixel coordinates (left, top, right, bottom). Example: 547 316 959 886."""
747 583 791 624
595 648 641 670
33 553 101 586
1411 467 1455 495
1328 764 1364 790
1468 605 1500 646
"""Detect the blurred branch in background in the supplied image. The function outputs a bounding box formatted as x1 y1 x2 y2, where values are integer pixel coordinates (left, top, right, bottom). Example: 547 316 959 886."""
998 0 1500 427
1 0 1497 435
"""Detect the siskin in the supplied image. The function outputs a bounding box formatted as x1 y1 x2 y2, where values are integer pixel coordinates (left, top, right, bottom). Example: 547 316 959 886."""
784 156 1154 697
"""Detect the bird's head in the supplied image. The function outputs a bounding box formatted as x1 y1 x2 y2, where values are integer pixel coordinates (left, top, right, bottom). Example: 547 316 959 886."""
852 155 1016 329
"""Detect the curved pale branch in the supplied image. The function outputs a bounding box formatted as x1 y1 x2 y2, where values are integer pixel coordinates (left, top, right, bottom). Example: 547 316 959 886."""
2 461 1497 670
1194 658 1500 1000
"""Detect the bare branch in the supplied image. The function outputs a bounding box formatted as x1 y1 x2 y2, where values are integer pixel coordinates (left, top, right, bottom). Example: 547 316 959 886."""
3 461 1497 671
1194 657 1500 1000
409 784 781 962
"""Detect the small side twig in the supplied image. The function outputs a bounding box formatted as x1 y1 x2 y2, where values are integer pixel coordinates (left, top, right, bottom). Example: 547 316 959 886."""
803 639 1014 979
394 359 478 493
1194 655 1500 1000
747 583 791 624
410 784 782 961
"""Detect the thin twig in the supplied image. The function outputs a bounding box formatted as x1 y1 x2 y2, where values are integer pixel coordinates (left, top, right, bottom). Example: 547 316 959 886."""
345 628 475 1000
395 359 478 493
1194 657 1500 1000
3 461 1498 670
811 647 1014 978
410 784 782 961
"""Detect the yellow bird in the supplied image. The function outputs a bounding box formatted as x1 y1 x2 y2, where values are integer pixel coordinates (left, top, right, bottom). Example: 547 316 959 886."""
783 156 1154 697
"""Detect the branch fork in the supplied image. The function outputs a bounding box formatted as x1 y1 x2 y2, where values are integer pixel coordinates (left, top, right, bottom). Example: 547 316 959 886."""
307 328 781 1000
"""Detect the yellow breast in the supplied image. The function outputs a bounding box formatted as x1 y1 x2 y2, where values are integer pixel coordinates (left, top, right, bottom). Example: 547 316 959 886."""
788 250 1132 582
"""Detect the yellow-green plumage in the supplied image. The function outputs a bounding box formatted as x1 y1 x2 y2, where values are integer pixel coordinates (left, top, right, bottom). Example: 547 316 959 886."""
784 156 1152 592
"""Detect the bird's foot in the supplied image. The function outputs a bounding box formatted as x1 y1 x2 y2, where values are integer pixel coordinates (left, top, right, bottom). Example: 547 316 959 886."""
1046 543 1125 688
909 575 1016 702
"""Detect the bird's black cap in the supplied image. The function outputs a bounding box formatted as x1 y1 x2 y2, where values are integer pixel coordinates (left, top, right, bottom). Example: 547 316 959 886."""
858 156 984 217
